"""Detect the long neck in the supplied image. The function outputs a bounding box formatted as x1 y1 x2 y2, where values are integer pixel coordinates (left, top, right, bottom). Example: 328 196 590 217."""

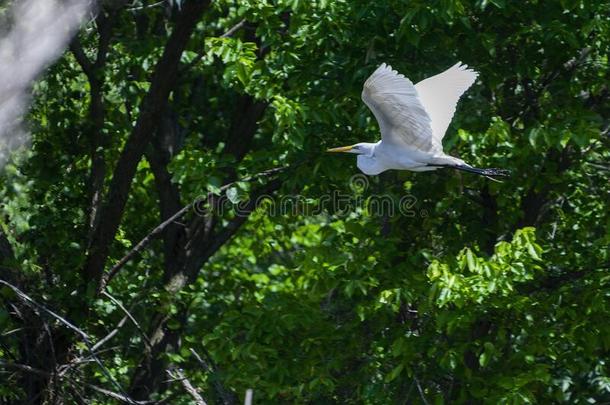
361 142 378 157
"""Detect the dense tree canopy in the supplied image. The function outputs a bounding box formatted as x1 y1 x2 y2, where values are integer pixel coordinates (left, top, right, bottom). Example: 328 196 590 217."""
1 0 609 403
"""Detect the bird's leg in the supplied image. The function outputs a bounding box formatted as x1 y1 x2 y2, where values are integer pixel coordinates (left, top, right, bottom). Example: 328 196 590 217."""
428 164 511 179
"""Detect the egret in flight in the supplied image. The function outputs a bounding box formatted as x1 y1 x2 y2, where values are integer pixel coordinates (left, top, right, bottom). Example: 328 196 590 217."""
327 62 509 178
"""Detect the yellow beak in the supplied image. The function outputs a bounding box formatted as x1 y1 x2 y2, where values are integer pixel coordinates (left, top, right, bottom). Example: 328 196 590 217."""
326 145 354 153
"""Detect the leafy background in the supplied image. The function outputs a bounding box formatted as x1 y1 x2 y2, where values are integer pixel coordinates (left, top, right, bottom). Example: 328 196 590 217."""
0 0 609 403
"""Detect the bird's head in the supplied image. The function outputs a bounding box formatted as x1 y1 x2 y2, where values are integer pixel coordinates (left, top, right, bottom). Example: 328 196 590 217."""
327 142 375 157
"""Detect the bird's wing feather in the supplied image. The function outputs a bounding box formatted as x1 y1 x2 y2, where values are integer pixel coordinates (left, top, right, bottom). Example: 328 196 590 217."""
361 63 439 153
414 62 478 142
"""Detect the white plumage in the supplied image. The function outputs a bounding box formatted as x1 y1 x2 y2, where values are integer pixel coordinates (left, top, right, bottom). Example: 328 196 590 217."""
328 62 509 179
414 62 478 144
361 63 438 153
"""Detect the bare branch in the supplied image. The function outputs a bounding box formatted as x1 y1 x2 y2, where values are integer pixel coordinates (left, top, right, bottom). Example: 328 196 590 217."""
221 19 246 38
197 178 283 268
0 279 129 400
0 360 151 405
1 327 24 337
81 381 154 404
90 316 129 353
0 280 89 341
189 348 210 371
127 0 167 11
100 165 287 291
190 348 236 404
61 346 121 374
414 377 429 405
0 359 49 378
167 368 207 405
510 46 594 123
65 380 90 405
101 291 153 350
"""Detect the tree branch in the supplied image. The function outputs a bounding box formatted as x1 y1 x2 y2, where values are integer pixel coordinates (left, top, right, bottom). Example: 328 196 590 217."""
145 125 185 276
0 279 129 399
101 290 153 350
0 359 158 404
198 178 283 268
167 367 207 405
71 9 120 248
221 19 246 38
0 359 49 378
69 39 94 79
189 348 236 405
414 377 430 405
127 176 283 399
99 165 286 291
83 0 211 287
182 19 247 72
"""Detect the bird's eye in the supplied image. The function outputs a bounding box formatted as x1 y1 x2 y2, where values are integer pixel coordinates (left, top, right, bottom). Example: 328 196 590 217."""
353 145 359 149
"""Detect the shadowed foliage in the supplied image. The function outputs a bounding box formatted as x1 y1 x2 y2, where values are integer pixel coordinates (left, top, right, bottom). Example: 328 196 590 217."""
0 0 609 403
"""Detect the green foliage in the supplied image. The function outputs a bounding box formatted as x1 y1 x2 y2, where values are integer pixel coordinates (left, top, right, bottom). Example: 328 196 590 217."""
1 0 609 403
428 228 543 308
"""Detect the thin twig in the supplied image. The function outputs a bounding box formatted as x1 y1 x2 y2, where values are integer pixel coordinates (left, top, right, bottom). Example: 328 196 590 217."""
0 359 49 377
127 0 167 12
101 291 153 350
190 348 235 404
0 360 150 404
414 377 429 405
0 279 130 400
189 348 209 370
100 165 287 291
59 346 122 377
182 19 247 72
167 368 207 405
81 381 155 404
90 315 129 353
221 19 246 38
1 327 24 336
510 46 593 122
65 380 90 405
0 280 88 340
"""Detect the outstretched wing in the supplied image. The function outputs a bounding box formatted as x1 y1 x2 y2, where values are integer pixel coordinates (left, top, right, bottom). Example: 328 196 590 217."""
361 63 439 153
414 62 478 142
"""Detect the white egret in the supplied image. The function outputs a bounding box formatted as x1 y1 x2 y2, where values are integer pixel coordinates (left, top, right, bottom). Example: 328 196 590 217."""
328 62 509 178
